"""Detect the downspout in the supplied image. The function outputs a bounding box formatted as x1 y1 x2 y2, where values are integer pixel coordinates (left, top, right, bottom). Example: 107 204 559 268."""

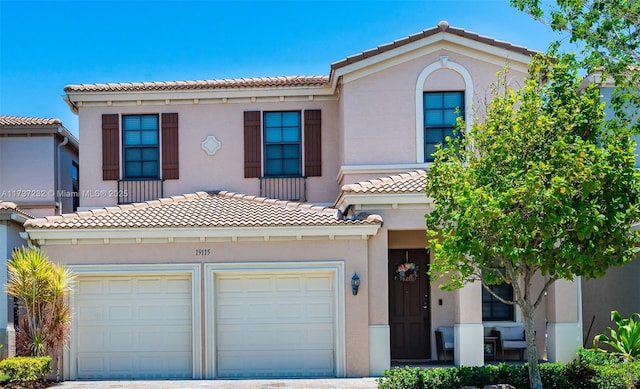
56 129 69 215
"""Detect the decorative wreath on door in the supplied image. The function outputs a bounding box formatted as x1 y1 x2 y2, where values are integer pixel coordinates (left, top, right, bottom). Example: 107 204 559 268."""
395 262 419 282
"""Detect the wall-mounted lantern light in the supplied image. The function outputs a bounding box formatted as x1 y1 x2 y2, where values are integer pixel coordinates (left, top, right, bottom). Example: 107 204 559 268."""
351 273 360 296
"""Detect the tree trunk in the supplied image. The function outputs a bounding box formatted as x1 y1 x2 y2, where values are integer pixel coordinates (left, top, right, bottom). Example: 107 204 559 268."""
522 300 542 389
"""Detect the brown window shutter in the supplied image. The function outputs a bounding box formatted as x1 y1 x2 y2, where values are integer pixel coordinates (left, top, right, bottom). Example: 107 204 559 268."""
161 113 179 179
244 111 261 178
102 114 120 180
304 109 322 177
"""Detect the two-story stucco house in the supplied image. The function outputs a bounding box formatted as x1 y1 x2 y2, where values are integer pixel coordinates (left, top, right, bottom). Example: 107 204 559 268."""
0 115 79 358
23 22 584 380
0 116 80 217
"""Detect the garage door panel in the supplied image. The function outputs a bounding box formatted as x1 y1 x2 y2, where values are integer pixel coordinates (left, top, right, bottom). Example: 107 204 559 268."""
138 304 162 319
307 276 332 291
166 304 192 319
215 272 335 378
308 302 333 317
218 302 332 323
75 275 193 379
107 279 133 293
217 349 334 377
78 279 104 294
137 278 163 293
109 305 133 320
218 323 333 349
247 276 272 291
275 276 302 291
78 306 103 321
78 351 193 379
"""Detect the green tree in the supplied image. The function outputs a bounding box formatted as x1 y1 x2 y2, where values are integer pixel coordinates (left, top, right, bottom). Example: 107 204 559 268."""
511 0 640 130
6 246 74 374
425 53 640 389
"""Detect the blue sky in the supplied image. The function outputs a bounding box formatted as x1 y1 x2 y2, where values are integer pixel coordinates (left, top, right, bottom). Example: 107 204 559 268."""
0 0 573 137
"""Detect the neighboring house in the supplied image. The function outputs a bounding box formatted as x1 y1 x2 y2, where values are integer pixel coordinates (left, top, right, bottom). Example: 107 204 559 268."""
0 116 80 216
578 75 640 347
23 22 583 380
0 202 31 359
0 115 78 359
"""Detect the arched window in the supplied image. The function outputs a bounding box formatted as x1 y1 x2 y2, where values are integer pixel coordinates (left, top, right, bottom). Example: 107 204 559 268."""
415 56 473 163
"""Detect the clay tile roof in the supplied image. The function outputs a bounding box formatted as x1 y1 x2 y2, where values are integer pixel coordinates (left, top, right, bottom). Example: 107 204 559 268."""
331 20 539 70
64 76 330 93
24 191 380 229
341 170 427 195
0 115 62 127
0 201 34 219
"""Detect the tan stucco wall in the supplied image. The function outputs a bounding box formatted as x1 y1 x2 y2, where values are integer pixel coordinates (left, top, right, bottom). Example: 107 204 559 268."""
338 48 528 166
41 237 372 377
78 99 341 209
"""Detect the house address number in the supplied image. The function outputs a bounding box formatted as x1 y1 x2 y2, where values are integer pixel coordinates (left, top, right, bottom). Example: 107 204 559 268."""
195 249 211 256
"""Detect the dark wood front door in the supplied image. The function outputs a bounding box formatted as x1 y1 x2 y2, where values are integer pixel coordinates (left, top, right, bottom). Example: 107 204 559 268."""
389 248 430 360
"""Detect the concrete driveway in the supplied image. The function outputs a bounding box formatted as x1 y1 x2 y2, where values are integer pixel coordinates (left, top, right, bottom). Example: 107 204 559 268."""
48 378 380 389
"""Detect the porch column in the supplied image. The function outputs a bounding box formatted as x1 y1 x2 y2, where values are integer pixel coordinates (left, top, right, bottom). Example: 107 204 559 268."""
368 227 390 375
454 280 484 366
546 278 582 363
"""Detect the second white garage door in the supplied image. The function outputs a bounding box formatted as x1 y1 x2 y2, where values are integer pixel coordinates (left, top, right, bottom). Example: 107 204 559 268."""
74 275 193 379
215 272 336 378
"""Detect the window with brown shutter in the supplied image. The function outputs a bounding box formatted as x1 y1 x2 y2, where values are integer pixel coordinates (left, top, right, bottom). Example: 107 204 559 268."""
161 113 179 179
102 114 120 180
122 115 160 179
304 109 322 177
244 111 262 178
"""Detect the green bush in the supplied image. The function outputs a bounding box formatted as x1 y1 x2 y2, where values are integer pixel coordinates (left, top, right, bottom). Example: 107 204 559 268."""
576 347 623 365
0 356 51 383
377 360 638 389
539 362 571 388
616 361 640 387
586 364 634 389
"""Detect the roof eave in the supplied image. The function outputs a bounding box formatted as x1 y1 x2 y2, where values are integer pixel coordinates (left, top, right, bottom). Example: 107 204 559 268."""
0 209 30 224
24 224 382 245
64 84 337 107
329 23 537 86
336 192 433 213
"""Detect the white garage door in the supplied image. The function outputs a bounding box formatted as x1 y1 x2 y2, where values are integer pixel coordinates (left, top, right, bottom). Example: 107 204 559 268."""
216 272 335 378
74 275 193 379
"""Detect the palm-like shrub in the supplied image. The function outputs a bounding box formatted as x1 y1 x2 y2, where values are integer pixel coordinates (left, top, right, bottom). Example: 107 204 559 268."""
6 247 74 359
594 310 640 362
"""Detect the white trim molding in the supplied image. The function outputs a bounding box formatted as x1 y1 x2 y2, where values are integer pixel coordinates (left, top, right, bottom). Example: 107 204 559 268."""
25 224 381 246
415 57 474 163
454 323 484 367
340 193 433 213
547 322 582 363
204 261 346 379
336 163 430 184
368 324 390 376
64 263 203 380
